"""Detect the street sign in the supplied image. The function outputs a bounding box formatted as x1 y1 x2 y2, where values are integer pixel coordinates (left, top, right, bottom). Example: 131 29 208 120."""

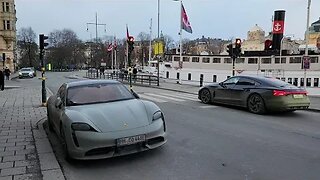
153 42 164 55
101 63 106 67
302 56 310 69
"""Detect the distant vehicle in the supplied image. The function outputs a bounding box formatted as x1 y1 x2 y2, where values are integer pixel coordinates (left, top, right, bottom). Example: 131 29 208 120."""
47 80 167 160
198 76 310 114
18 68 34 78
28 67 36 77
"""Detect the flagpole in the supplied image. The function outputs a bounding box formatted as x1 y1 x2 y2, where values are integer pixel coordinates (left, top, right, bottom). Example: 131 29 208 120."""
114 36 117 72
149 18 152 67
111 41 114 73
179 0 183 84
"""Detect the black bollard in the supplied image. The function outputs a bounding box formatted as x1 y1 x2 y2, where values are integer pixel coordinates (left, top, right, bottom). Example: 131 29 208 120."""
0 70 4 91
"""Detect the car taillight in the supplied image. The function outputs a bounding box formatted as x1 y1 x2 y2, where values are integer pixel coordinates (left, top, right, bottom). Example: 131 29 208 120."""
273 90 307 96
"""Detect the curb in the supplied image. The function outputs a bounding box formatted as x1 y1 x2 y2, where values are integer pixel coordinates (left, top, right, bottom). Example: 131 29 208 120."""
4 85 20 89
33 119 65 180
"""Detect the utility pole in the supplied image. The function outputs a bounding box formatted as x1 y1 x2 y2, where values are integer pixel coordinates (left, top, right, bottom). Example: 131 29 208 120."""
157 0 160 86
304 0 311 89
39 34 49 106
86 12 106 68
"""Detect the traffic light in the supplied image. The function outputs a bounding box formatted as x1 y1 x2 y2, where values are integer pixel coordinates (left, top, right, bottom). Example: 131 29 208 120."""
264 40 272 50
39 34 49 50
127 36 135 53
226 44 233 57
234 38 242 57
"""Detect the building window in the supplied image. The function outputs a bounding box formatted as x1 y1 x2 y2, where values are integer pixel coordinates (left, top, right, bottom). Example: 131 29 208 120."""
2 2 9 12
310 57 319 63
224 58 232 64
261 58 271 64
288 78 292 84
300 78 304 87
6 20 10 30
281 77 286 82
212 58 221 63
176 72 180 79
6 2 9 12
166 71 169 78
183 57 190 62
174 57 180 61
293 78 298 86
275 58 286 64
192 57 199 62
248 58 258 64
314 78 319 87
236 58 245 64
188 73 191 80
202 57 210 63
289 57 301 63
212 75 217 82
307 78 311 87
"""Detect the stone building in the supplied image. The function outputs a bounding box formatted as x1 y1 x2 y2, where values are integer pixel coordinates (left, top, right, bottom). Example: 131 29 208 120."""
242 24 266 52
0 0 16 71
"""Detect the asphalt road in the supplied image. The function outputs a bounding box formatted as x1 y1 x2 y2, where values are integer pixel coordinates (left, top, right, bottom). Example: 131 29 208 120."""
42 72 320 180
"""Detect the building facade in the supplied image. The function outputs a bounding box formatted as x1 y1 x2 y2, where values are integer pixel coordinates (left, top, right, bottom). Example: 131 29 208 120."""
0 0 16 71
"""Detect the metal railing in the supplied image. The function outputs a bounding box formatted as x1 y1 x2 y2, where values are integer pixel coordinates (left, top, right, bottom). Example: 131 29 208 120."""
86 72 159 86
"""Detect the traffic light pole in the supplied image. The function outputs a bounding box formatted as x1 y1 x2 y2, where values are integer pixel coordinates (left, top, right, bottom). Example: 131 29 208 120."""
232 56 236 76
40 48 46 106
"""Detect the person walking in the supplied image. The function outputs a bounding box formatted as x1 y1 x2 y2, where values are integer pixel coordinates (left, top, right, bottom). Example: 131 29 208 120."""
4 67 11 80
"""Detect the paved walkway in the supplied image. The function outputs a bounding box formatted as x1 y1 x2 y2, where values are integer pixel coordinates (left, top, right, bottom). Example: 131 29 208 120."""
0 80 64 180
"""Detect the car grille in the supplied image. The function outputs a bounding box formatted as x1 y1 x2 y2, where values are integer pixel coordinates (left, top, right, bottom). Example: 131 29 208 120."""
85 146 115 156
147 137 165 146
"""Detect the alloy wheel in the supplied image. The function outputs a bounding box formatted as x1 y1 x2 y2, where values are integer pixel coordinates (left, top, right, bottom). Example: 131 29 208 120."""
200 89 211 104
248 94 265 114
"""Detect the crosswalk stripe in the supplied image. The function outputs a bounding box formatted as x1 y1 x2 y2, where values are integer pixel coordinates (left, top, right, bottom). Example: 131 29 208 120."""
158 93 199 101
144 93 186 102
138 94 168 103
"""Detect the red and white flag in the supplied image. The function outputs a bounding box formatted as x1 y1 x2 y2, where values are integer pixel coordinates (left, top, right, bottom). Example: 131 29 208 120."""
181 3 192 34
107 43 113 52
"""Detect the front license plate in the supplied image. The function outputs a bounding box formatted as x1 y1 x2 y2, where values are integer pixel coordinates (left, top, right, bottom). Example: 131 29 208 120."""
117 135 145 146
293 94 304 99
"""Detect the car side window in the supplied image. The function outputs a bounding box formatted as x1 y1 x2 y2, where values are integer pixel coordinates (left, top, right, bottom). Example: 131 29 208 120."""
57 85 66 106
223 77 239 85
236 78 257 86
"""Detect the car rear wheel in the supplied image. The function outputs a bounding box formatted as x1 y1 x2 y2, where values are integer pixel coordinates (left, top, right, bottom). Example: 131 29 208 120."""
248 94 266 114
200 89 211 104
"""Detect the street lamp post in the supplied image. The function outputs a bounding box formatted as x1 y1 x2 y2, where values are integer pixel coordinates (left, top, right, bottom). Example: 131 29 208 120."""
304 0 311 89
157 0 160 86
173 0 183 84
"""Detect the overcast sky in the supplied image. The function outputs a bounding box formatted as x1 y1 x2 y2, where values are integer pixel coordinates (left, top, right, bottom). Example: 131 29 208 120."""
16 0 320 42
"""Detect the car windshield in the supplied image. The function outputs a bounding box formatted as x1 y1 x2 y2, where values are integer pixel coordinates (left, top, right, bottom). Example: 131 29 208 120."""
66 83 134 106
20 68 31 72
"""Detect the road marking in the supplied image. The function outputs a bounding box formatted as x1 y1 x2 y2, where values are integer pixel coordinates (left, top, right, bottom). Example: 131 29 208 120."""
138 94 168 103
46 88 54 96
198 105 218 109
144 93 186 102
158 93 199 101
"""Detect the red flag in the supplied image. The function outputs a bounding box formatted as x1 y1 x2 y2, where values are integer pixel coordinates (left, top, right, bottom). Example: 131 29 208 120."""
107 43 113 52
113 36 117 50
181 3 192 34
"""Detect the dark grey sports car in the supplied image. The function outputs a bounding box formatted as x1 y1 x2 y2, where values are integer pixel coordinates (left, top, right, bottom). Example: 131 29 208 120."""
47 80 167 160
198 76 310 114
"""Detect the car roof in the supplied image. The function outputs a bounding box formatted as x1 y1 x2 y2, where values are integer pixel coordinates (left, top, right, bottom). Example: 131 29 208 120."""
66 79 120 88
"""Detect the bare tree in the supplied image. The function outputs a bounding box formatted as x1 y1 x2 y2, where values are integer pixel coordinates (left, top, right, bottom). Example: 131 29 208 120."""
17 27 38 68
137 32 150 66
47 29 86 69
163 35 175 53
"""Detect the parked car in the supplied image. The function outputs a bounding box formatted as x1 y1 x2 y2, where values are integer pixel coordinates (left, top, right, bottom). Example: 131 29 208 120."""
198 76 310 114
28 67 37 77
47 80 167 160
18 68 34 78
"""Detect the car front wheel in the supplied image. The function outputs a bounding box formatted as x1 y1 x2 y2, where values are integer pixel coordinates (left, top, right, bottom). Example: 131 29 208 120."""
247 94 266 114
200 89 211 104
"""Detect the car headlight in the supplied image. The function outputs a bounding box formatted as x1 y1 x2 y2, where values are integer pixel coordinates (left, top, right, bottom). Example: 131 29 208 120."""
153 111 164 121
71 123 97 132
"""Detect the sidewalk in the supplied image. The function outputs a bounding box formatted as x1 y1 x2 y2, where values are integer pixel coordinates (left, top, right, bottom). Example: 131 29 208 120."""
0 82 64 180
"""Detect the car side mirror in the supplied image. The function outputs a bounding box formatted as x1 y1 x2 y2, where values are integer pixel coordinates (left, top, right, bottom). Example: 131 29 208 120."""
55 97 63 109
131 90 140 99
219 82 225 87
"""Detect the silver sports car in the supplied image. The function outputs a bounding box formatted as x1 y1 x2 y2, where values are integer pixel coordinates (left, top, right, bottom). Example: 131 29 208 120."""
47 80 167 160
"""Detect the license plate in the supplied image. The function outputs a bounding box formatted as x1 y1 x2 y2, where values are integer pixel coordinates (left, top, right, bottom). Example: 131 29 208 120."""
117 135 145 146
293 94 304 99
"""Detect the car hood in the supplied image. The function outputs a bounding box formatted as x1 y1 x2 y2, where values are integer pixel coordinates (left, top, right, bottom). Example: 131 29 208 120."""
66 99 150 133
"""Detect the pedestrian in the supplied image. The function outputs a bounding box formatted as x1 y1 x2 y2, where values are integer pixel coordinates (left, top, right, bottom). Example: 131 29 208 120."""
0 70 4 91
4 67 11 80
133 65 138 82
